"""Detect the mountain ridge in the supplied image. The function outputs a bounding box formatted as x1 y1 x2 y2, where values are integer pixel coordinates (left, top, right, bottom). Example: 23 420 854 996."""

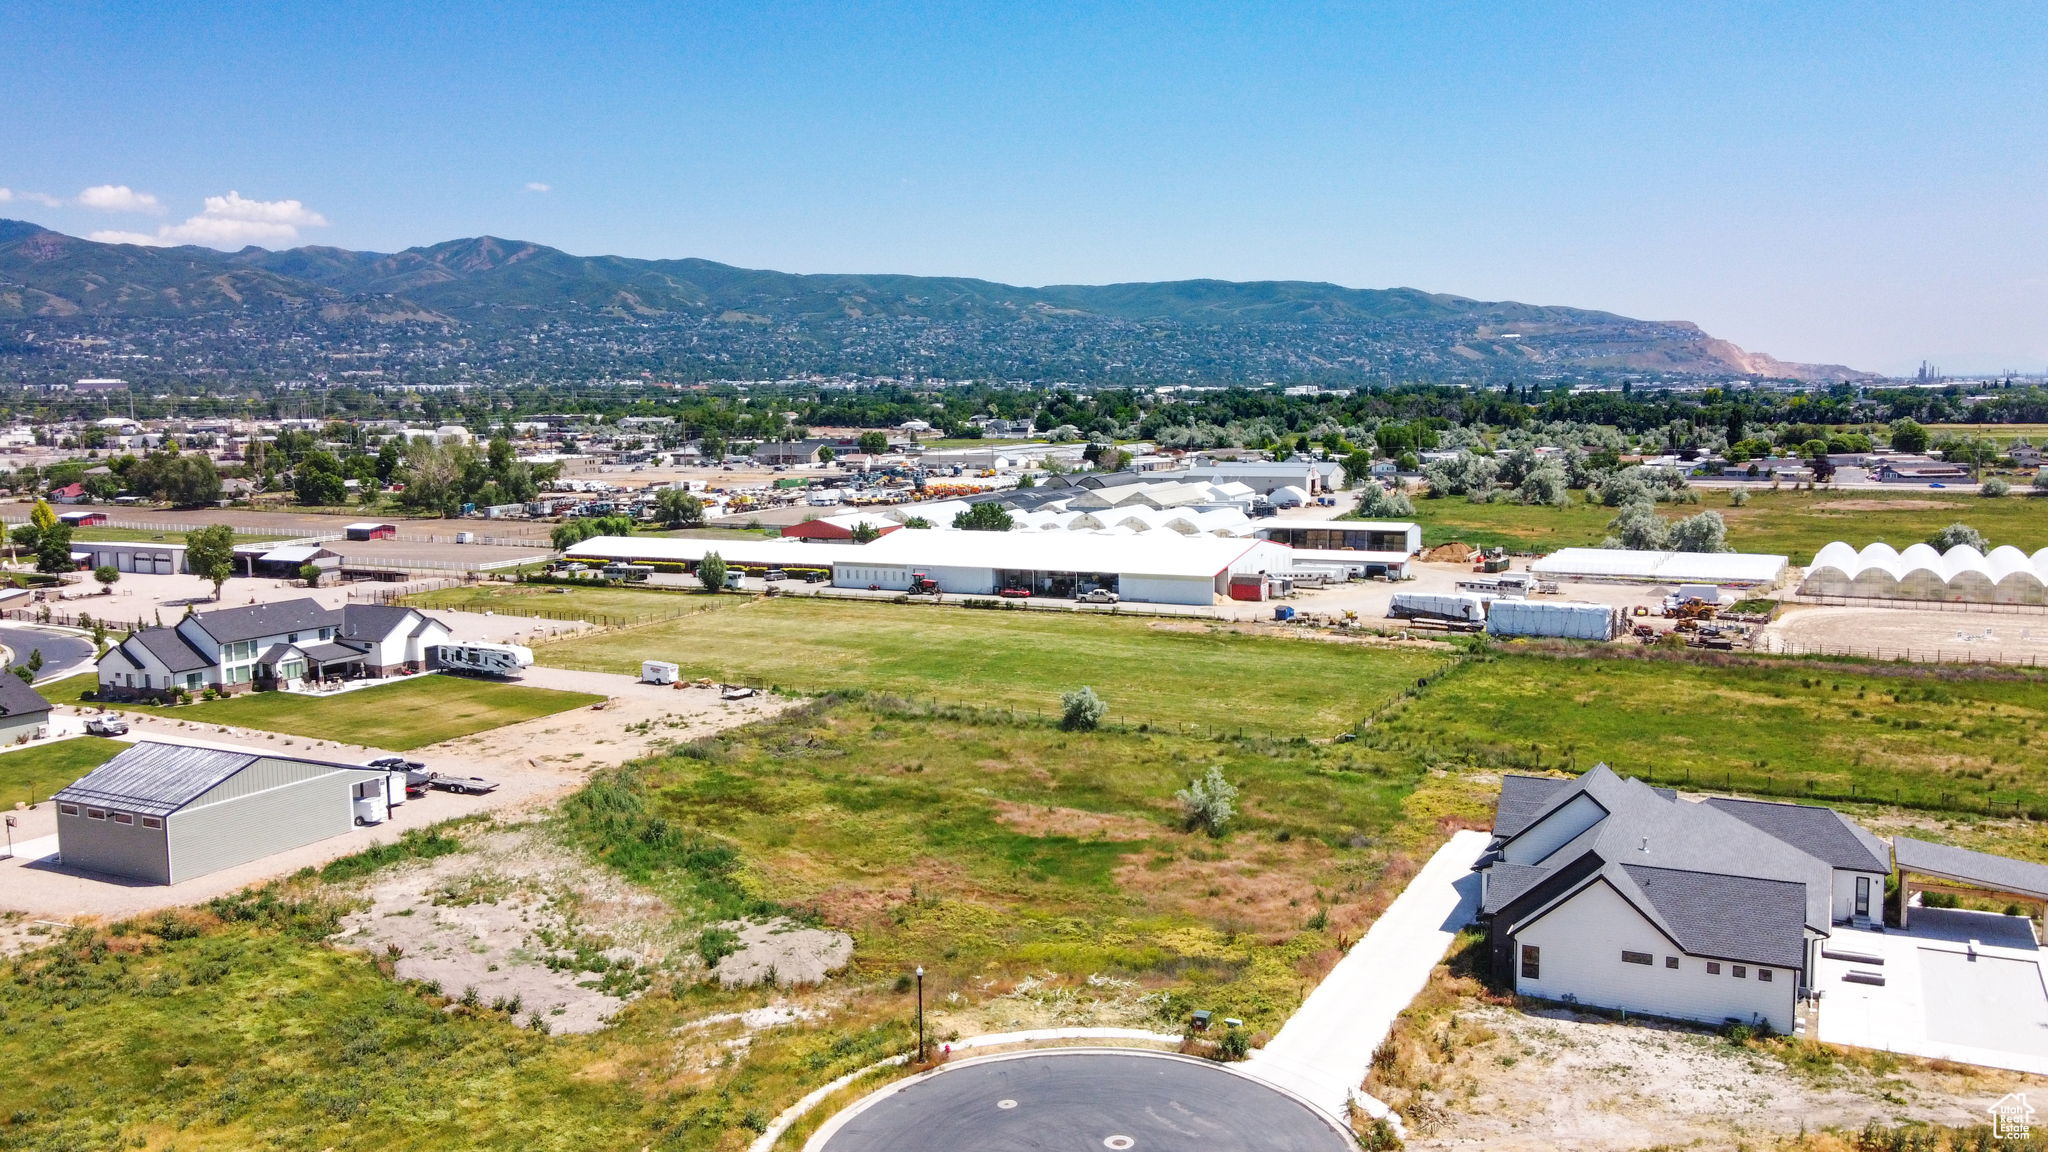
0 220 1872 381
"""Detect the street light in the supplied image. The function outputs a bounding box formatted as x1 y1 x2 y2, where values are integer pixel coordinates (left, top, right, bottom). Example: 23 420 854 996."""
915 965 925 1063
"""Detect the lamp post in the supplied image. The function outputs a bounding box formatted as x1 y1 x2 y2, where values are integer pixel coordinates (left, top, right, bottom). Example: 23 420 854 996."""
915 965 925 1063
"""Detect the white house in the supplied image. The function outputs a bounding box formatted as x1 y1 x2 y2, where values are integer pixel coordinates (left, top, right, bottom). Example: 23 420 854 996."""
1479 765 1860 1034
97 599 451 701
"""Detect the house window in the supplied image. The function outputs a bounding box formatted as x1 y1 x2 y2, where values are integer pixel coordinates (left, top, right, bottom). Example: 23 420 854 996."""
86 808 107 821
1707 962 1721 975
58 803 79 816
1520 944 1541 981
1665 956 1679 969
1621 951 1653 966
141 816 163 830
1732 966 1747 979
1757 968 1772 982
113 812 134 826
185 673 203 690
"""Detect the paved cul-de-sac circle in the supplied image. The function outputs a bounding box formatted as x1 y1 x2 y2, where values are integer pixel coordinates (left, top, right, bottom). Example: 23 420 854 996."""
815 1050 1352 1152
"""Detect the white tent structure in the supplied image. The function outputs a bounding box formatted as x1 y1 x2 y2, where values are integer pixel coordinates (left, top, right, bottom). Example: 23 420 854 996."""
1529 548 1790 588
1800 542 2048 604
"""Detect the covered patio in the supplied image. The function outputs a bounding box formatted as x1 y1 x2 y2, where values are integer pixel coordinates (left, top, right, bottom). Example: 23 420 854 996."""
1894 837 2048 932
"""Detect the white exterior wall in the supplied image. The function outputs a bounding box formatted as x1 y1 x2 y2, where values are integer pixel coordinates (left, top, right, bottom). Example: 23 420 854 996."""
1501 793 1606 865
1119 574 1218 606
1831 870 1887 923
833 562 912 591
1515 880 1797 1032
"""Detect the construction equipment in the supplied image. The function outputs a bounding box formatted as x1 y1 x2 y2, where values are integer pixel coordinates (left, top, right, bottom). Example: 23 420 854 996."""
1664 597 1719 623
1472 547 1511 574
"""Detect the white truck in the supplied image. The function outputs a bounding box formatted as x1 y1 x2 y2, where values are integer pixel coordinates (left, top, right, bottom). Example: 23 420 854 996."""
436 642 536 677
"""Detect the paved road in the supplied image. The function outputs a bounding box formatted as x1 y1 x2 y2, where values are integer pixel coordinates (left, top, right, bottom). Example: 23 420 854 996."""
817 1051 1350 1152
1245 829 1490 1123
0 625 95 681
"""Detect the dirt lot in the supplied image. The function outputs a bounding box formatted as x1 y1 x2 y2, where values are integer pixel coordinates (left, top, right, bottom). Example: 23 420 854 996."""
335 823 686 1033
1763 603 2048 665
1379 996 2045 1150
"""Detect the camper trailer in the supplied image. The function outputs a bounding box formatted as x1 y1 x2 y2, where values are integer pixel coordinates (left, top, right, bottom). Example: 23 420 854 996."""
435 642 536 677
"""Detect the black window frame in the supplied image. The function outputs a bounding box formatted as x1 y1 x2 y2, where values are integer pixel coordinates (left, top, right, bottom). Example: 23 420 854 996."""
1621 950 1653 966
1520 944 1541 981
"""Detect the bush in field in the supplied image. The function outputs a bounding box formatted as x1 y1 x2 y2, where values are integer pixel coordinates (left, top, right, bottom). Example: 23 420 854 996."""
697 551 728 592
1928 523 1987 552
1177 765 1239 836
1979 477 2010 498
1060 686 1107 731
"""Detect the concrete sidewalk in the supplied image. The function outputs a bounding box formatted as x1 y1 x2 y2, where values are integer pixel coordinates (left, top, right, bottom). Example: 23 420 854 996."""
1243 828 1490 1125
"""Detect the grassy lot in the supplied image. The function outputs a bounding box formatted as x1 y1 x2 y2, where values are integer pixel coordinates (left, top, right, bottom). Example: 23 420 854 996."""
0 734 126 806
403 582 738 626
1926 422 2048 445
46 673 601 751
1408 488 2048 561
1364 651 2048 818
538 597 1450 736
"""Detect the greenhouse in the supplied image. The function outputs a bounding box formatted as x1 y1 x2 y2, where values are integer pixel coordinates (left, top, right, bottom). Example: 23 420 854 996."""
1800 542 2048 605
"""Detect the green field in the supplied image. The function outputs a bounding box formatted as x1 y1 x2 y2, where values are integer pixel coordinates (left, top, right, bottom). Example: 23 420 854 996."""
403 582 736 626
1407 488 2048 562
47 674 602 751
0 734 126 806
1365 652 2048 821
537 597 1449 735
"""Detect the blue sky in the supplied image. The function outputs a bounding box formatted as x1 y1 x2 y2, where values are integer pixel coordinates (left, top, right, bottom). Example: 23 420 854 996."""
2 1 2043 374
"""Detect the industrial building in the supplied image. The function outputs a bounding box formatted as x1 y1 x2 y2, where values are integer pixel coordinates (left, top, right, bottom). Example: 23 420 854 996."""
1530 548 1789 589
53 741 396 885
564 530 1295 605
1800 542 2048 605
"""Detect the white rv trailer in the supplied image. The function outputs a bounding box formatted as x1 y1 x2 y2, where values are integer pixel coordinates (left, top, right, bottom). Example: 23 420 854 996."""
435 642 536 677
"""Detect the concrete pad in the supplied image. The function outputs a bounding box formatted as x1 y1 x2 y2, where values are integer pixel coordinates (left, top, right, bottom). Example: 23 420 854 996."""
1816 909 2048 1075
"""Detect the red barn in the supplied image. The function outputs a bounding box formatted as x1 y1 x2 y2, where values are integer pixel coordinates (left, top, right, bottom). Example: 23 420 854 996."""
345 522 398 541
780 515 902 543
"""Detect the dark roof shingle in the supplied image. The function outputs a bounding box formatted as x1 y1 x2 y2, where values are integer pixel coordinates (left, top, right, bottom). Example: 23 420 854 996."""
1702 797 1891 874
1894 837 2048 900
1618 864 1810 970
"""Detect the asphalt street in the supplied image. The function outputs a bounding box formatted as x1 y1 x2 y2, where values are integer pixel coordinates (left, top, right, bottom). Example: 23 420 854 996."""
0 626 95 681
818 1052 1351 1152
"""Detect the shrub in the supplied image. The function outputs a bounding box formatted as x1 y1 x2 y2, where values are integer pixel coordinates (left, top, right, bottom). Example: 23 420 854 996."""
1927 522 1987 551
1060 686 1107 731
1728 488 1750 507
1177 765 1239 836
1979 477 2010 497
1215 1027 1251 1061
697 926 741 969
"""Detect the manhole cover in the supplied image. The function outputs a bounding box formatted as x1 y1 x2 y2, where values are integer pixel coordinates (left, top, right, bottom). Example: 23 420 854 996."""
1104 1137 1135 1150
997 1099 1018 1110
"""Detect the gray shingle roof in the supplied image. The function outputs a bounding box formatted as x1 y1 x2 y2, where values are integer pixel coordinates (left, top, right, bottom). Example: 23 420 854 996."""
1702 797 1892 874
1894 837 2048 900
0 673 50 718
1618 864 1810 970
1494 774 1574 839
187 598 336 644
1482 862 1550 914
54 743 261 817
340 603 415 641
129 628 213 673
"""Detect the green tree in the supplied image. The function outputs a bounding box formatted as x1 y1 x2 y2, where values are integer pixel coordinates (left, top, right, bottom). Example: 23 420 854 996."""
817 445 835 466
29 497 58 537
1928 522 1987 552
952 502 1014 532
1341 450 1376 489
185 524 237 600
93 564 120 592
1060 686 1107 731
1176 766 1239 836
900 516 933 529
1980 477 2010 498
294 449 349 506
1888 418 1930 454
857 431 889 456
1015 473 1036 489
34 523 73 573
656 488 705 528
697 551 728 592
848 520 883 544
1665 510 1730 553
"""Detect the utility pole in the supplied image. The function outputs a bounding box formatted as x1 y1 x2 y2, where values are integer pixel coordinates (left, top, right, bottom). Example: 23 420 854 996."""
915 966 925 1063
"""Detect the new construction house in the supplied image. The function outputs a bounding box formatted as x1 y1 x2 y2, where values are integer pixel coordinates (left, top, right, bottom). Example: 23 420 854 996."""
96 599 452 701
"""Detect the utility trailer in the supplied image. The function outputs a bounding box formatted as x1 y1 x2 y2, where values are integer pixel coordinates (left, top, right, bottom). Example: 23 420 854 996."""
641 660 681 685
435 642 536 677
1456 573 1534 597
1388 592 1488 630
422 772 500 795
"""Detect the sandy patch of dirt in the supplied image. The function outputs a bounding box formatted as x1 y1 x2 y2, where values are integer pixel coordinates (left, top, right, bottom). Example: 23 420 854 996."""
0 911 74 958
931 970 1170 1037
1763 605 2048 666
1384 1001 2043 1151
710 917 853 987
990 800 1159 841
334 824 687 1032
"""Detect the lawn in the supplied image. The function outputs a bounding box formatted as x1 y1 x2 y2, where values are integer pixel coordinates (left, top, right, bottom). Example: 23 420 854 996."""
1405 488 2048 562
47 673 602 751
537 597 1451 736
0 734 126 806
1363 651 2048 817
402 582 738 627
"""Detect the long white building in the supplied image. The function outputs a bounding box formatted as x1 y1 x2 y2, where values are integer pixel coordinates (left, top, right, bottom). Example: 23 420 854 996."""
563 531 1294 606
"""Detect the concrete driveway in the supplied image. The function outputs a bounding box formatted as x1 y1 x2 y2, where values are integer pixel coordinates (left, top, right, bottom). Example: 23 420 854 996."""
1244 828 1490 1124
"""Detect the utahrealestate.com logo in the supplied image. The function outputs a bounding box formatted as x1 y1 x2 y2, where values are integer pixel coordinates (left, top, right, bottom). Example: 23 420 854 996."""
1990 1092 2034 1139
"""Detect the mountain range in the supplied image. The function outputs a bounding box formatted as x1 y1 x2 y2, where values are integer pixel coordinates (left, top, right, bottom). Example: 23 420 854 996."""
0 219 1871 383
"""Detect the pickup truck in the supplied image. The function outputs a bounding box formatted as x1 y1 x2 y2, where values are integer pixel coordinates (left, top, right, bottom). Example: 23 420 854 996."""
1078 588 1119 604
84 716 129 737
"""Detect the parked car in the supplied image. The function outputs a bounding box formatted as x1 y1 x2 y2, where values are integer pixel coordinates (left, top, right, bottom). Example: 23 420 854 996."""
1078 588 1120 604
998 587 1033 599
84 716 129 737
367 755 426 771
763 568 787 582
